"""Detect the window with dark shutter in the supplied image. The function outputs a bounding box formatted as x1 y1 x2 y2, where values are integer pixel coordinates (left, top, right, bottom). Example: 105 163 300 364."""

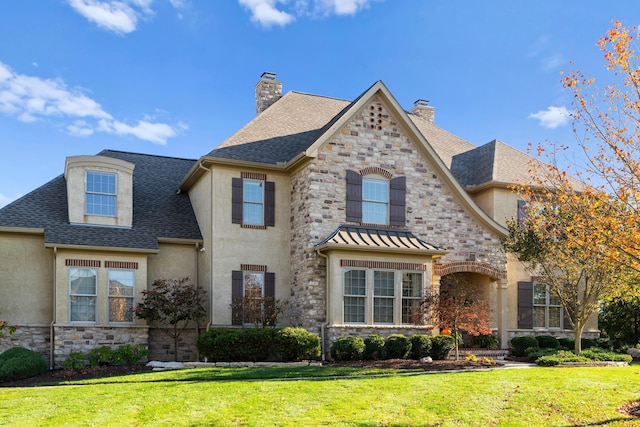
346 170 362 223
518 281 533 329
231 178 243 224
264 272 276 326
231 177 275 227
389 176 406 226
517 199 528 223
264 181 275 227
231 270 243 325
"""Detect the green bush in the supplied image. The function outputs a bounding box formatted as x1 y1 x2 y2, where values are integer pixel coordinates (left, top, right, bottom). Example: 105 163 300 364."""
558 338 574 350
0 347 47 383
471 333 499 349
410 335 432 359
88 346 115 366
580 348 632 362
526 348 560 360
536 350 590 366
430 335 455 360
363 334 386 360
63 352 86 369
198 328 280 362
113 344 149 365
385 334 412 359
510 336 539 357
581 338 599 349
330 336 365 361
277 327 321 361
535 335 560 349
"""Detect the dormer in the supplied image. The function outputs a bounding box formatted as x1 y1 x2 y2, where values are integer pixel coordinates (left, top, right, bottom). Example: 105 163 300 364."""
64 155 135 228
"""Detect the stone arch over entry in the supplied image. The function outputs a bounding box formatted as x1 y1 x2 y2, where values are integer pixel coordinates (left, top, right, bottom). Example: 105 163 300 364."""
434 261 506 281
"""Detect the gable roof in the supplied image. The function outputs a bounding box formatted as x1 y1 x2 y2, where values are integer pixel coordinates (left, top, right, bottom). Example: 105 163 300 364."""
0 150 202 251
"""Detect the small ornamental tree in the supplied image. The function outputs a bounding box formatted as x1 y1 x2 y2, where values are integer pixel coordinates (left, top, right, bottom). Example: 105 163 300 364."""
423 274 492 360
135 277 207 361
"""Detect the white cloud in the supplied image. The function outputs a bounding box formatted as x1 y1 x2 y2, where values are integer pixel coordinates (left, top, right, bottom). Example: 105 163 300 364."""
0 61 180 144
316 0 373 15
0 192 21 209
238 0 294 27
541 54 563 71
67 0 154 34
529 106 571 129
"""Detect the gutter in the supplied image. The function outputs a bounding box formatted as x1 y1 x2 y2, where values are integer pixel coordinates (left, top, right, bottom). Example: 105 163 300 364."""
197 160 214 333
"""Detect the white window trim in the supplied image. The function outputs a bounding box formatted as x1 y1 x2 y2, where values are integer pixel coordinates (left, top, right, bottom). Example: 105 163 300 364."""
343 268 367 324
401 271 424 325
107 269 135 324
85 170 117 217
69 267 98 323
243 179 265 226
362 175 389 225
533 282 563 330
242 270 265 325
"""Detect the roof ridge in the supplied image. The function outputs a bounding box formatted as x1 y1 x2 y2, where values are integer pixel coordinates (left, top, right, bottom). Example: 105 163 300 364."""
288 90 352 103
99 149 197 162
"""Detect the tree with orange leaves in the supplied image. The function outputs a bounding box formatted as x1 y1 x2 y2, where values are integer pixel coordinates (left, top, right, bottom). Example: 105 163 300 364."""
503 20 640 354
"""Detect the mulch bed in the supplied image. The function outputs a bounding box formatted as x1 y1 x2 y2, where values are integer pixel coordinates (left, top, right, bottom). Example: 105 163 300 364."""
617 401 640 418
1 358 496 387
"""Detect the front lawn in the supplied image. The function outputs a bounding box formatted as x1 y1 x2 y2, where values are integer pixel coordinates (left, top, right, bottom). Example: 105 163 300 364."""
2 364 640 426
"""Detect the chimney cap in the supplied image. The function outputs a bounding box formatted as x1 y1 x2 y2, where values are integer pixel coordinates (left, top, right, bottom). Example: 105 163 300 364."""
414 99 430 107
261 71 277 80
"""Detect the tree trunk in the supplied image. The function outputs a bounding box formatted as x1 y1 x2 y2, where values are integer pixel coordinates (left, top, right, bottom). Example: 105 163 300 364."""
173 327 179 362
574 323 585 355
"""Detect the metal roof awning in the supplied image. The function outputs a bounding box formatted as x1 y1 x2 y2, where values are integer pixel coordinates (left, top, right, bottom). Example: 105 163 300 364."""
314 224 447 256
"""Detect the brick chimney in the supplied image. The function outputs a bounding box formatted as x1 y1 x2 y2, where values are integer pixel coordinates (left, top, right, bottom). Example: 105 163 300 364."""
255 72 282 115
409 99 435 123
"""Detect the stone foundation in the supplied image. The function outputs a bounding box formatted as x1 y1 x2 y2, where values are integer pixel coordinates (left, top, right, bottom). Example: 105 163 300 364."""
53 324 149 368
0 325 51 366
147 327 199 362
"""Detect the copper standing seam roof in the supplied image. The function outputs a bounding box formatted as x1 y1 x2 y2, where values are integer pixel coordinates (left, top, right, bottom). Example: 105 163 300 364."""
314 225 447 256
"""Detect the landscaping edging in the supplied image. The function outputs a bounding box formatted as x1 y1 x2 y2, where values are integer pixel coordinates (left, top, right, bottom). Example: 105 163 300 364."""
147 360 323 371
551 361 630 368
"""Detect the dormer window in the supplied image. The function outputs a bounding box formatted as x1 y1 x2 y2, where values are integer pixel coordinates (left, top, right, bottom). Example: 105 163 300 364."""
86 171 117 216
362 177 389 224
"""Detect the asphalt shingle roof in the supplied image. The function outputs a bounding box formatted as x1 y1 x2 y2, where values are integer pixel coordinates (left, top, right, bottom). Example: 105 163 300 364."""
0 150 202 250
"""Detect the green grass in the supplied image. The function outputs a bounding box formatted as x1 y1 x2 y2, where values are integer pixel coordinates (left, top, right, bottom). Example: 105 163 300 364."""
2 364 640 426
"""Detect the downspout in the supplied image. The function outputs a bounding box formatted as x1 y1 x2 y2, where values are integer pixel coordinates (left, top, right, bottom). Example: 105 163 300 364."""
197 160 214 331
316 248 329 362
195 242 201 360
49 246 57 370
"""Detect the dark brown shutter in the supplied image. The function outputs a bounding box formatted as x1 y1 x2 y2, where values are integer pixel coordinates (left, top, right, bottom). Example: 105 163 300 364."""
389 176 406 227
231 270 243 325
264 181 275 227
517 199 528 223
232 178 243 224
518 281 533 329
264 272 276 326
346 170 362 223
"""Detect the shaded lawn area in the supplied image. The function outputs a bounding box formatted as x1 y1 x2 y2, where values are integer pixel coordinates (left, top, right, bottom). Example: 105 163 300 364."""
2 364 640 426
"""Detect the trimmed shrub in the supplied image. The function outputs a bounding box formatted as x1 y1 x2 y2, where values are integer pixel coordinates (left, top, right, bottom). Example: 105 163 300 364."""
581 338 599 350
580 348 632 362
88 346 115 366
330 336 365 361
0 347 47 383
198 328 280 362
535 335 560 349
471 333 499 349
536 350 590 366
526 348 560 360
364 334 386 360
410 335 432 359
277 327 321 361
385 334 412 359
431 335 456 360
63 352 86 369
113 344 149 365
557 338 599 351
510 336 539 357
558 338 574 350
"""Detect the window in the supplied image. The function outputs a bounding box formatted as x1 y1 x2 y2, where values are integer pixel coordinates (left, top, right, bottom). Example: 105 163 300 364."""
231 269 275 326
346 170 406 226
69 268 97 322
343 268 423 325
86 171 116 216
362 178 389 224
108 270 135 323
402 272 423 324
533 283 562 329
231 177 275 227
373 271 394 323
344 269 366 323
243 180 264 225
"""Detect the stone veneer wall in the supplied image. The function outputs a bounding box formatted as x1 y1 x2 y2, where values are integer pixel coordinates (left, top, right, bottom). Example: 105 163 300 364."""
147 327 199 362
53 325 148 368
0 325 51 366
289 96 507 332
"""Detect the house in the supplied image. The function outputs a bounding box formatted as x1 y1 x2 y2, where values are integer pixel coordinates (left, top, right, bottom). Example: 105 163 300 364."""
0 73 597 367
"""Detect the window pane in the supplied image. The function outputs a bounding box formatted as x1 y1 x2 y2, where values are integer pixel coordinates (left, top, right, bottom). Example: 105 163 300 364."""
86 193 116 216
374 271 394 296
402 273 422 297
362 201 387 224
344 269 366 295
533 306 546 328
244 272 264 324
108 270 134 297
243 181 263 203
402 299 421 324
70 296 96 322
109 297 134 322
374 298 394 323
548 307 561 328
243 202 263 225
70 268 96 295
549 292 561 306
533 283 547 305
363 179 388 202
86 172 116 195
344 296 365 323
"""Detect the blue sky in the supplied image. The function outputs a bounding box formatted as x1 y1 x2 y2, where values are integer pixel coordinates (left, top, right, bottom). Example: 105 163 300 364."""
0 1 637 207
